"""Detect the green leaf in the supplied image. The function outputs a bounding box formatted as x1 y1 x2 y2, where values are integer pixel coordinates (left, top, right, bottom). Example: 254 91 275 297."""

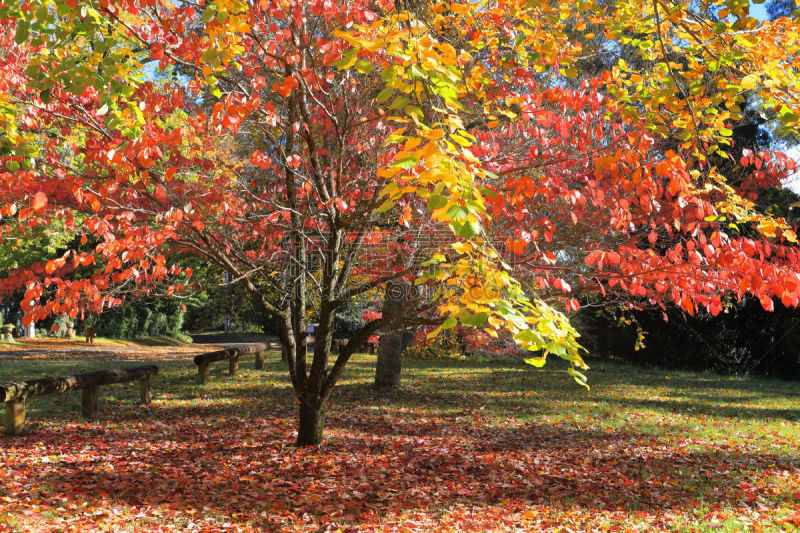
202 7 216 23
381 66 397 82
524 356 547 367
461 312 488 327
446 204 468 220
391 156 417 170
405 105 424 120
561 66 578 78
333 48 358 70
409 64 426 79
15 21 29 45
375 198 394 213
389 96 409 110
515 328 544 346
376 86 394 103
354 60 373 74
456 219 480 238
545 341 567 356
568 366 590 390
450 134 471 147
427 194 448 210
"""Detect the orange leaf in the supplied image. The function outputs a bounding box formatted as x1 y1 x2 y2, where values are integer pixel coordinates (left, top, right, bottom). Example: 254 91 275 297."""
32 192 47 214
273 76 299 98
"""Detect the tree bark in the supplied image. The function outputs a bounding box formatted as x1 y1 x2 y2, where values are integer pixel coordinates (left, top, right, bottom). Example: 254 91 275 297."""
374 280 411 389
375 332 404 389
296 402 325 446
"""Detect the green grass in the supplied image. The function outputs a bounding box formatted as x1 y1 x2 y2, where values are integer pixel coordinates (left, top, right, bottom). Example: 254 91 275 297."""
100 335 194 347
1 353 799 531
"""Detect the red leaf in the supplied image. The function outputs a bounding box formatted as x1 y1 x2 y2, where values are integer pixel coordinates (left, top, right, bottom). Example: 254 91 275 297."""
151 43 165 61
251 76 266 91
155 184 168 202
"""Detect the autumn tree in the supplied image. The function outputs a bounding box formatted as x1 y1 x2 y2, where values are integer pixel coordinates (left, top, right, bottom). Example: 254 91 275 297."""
3 0 800 445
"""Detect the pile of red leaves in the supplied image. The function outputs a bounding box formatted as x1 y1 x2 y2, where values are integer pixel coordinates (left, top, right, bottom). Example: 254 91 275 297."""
1 353 798 531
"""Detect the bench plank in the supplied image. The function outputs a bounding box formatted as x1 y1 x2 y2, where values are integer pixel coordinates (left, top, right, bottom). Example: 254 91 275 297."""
193 343 268 364
2 365 158 435
0 365 159 403
193 343 269 383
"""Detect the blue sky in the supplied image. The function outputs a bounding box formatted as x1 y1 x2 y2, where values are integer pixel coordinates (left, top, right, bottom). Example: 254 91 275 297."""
751 2 769 20
747 2 800 191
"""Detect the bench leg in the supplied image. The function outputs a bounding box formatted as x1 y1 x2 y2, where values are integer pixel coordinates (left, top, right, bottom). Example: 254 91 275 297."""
198 364 210 384
139 376 152 404
229 356 239 376
255 351 264 370
6 399 25 436
81 386 98 418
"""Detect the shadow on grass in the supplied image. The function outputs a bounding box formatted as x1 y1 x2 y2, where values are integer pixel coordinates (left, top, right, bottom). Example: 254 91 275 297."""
6 354 800 432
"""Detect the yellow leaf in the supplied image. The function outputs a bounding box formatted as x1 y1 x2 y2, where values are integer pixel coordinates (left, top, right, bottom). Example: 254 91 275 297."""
741 74 759 91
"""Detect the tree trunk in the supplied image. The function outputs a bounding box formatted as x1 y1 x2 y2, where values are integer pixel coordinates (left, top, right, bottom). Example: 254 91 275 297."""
374 280 411 389
375 332 404 389
296 402 325 446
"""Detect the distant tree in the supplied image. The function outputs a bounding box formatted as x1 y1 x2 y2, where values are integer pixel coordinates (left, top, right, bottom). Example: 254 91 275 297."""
767 0 798 19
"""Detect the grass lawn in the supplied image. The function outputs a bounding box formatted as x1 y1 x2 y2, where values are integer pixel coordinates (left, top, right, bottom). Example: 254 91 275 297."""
1 352 799 532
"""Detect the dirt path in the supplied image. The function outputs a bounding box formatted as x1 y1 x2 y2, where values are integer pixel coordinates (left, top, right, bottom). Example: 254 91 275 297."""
0 338 231 362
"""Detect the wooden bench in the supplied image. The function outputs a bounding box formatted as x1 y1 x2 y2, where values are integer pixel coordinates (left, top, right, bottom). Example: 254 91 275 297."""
193 343 269 383
1 365 158 436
